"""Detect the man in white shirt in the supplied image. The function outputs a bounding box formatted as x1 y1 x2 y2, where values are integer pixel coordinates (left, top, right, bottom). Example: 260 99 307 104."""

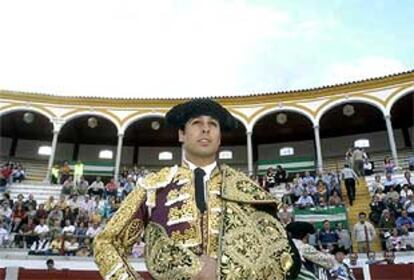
296 190 314 208
86 222 101 239
352 212 376 253
34 218 50 236
29 233 50 255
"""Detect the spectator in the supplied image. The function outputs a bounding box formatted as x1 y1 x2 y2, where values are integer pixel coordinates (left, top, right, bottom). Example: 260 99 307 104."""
275 165 287 185
281 184 294 205
34 218 50 236
105 178 118 198
369 195 385 225
383 172 398 193
296 190 314 208
88 176 104 197
50 235 63 255
51 165 60 185
0 220 10 247
400 185 413 204
401 171 413 187
62 219 76 236
68 195 80 211
24 194 37 211
49 220 62 240
64 236 79 256
56 195 69 210
0 201 12 231
316 180 328 204
61 176 75 196
44 196 56 212
336 222 352 253
387 228 406 251
328 190 342 206
403 194 414 218
352 147 365 177
46 259 56 270
73 160 84 189
318 220 339 253
340 164 359 205
16 216 36 248
385 186 400 203
62 207 75 226
79 195 94 215
86 222 101 239
378 209 395 250
35 203 48 223
60 161 71 185
29 233 50 255
369 174 384 195
47 205 63 227
401 225 414 250
277 204 293 225
409 156 414 171
11 203 27 232
395 210 414 231
383 156 395 174
11 166 25 183
302 171 315 187
352 212 376 253
76 176 89 196
121 177 134 198
263 167 276 191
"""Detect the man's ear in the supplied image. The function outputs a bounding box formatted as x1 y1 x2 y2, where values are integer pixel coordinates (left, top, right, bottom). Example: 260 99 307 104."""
178 129 185 143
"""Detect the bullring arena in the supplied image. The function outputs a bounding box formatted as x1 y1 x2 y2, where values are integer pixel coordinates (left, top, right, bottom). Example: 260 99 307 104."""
0 71 414 279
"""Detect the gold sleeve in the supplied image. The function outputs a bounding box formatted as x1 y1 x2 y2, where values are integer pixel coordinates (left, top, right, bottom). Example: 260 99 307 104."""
94 187 147 280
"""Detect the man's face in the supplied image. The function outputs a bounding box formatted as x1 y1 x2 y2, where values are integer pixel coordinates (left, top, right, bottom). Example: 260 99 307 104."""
179 115 221 163
359 214 366 223
323 221 330 230
335 252 345 263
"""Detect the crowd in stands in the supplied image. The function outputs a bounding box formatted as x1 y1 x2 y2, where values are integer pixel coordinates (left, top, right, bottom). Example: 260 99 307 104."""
368 170 414 252
0 161 26 189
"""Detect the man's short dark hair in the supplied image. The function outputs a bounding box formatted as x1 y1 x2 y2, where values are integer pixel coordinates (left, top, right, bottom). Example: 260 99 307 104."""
359 212 367 217
46 259 54 265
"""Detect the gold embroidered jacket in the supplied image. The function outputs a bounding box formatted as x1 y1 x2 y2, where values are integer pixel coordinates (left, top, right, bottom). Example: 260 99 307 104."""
94 164 300 280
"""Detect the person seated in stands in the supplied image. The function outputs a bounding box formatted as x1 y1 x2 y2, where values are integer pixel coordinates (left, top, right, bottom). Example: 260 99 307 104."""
51 164 60 184
13 193 25 210
44 196 56 212
0 220 11 248
296 190 314 208
29 233 50 255
61 176 75 196
307 183 319 204
302 171 315 186
11 166 25 183
369 195 385 225
281 183 294 205
326 170 341 197
68 194 80 211
76 176 89 196
363 159 374 176
277 204 293 225
24 194 37 211
383 156 396 174
0 164 13 187
49 220 62 240
79 194 94 215
328 190 343 206
378 209 395 250
385 186 400 203
318 220 338 253
75 209 90 227
62 219 75 236
387 196 402 219
387 228 406 251
275 165 287 185
56 195 68 211
64 236 79 256
76 237 92 257
47 205 63 227
396 210 414 231
400 224 414 250
59 161 71 185
16 216 36 248
400 184 413 204
316 180 328 203
409 156 414 171
0 193 13 210
335 222 352 253
74 221 87 243
401 171 413 187
369 174 384 195
104 178 118 198
383 172 398 193
49 234 62 255
11 203 27 233
403 194 414 218
263 167 276 191
121 176 135 199
0 201 12 231
87 176 104 197
62 207 75 226
292 179 304 203
85 222 101 239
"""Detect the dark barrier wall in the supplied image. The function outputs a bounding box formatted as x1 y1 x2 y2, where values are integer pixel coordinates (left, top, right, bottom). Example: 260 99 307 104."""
369 264 414 280
18 269 152 280
353 267 364 280
0 268 5 280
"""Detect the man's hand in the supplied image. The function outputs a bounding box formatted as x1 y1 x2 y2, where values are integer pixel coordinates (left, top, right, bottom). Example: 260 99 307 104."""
193 255 217 280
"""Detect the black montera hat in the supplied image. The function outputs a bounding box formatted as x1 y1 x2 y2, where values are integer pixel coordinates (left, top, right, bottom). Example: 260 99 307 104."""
165 98 238 132
331 246 349 255
286 222 316 240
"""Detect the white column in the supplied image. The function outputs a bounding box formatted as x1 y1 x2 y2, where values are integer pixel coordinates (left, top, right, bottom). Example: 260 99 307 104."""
114 133 124 182
246 130 254 176
384 114 399 167
313 124 323 172
45 130 59 183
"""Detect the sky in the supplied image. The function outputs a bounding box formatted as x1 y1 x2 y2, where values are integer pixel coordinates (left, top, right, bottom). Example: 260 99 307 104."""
0 0 413 99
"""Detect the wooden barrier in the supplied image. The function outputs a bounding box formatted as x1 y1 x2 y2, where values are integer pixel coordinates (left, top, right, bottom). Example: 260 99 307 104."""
369 263 414 280
0 268 5 280
18 269 152 280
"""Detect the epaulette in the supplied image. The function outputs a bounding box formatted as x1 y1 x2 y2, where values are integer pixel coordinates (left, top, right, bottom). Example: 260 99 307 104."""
137 165 179 209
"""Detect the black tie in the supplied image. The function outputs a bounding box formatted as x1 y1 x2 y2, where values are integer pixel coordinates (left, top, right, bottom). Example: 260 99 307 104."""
194 168 206 213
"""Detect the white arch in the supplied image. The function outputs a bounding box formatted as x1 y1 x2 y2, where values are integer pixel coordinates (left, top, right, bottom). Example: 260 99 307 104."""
249 105 316 132
62 111 121 133
229 112 248 132
315 96 386 123
121 112 166 134
0 105 55 130
385 85 414 115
